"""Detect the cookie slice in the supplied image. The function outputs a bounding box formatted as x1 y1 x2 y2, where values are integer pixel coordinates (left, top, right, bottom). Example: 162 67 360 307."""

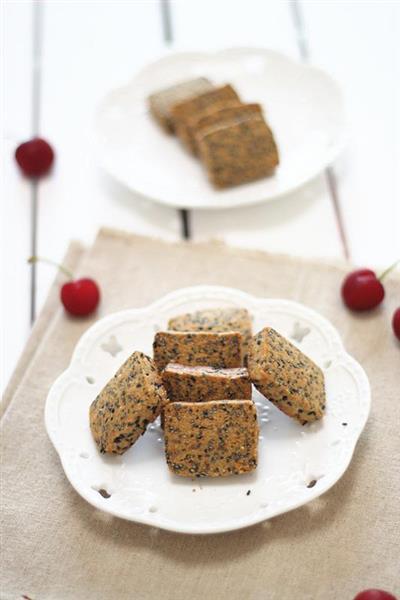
164 400 259 477
168 307 252 355
247 327 325 424
153 331 243 371
171 84 240 148
148 77 214 133
162 364 252 403
176 98 243 155
197 113 279 188
89 351 167 454
191 103 262 155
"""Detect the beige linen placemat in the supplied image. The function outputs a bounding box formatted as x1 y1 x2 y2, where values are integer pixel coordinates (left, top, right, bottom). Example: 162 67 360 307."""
1 228 399 600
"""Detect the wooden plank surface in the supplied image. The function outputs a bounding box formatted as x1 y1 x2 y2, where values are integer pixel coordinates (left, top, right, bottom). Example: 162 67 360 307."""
301 0 400 266
2 0 399 391
1 1 34 389
36 0 180 312
171 0 344 259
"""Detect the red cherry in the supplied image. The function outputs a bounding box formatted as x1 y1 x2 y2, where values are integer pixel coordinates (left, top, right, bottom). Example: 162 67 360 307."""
353 590 397 600
61 278 100 317
392 307 400 341
341 269 385 311
15 137 54 178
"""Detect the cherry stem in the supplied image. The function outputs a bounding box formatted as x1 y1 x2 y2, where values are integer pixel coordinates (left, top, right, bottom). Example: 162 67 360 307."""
28 256 73 279
378 259 400 282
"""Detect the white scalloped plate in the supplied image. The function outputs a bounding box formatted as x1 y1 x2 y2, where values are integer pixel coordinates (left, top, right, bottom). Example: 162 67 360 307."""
45 286 370 534
94 47 346 209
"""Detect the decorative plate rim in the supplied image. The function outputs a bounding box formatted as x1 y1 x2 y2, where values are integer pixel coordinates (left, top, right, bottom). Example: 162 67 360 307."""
45 285 370 534
94 46 347 210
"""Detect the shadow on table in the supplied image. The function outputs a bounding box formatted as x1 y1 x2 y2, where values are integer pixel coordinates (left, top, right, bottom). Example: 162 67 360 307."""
190 174 330 238
99 168 331 245
78 432 367 565
99 171 179 235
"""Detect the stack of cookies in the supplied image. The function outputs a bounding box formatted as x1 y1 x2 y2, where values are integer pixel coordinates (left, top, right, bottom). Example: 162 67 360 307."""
148 79 279 188
89 307 326 479
154 308 258 477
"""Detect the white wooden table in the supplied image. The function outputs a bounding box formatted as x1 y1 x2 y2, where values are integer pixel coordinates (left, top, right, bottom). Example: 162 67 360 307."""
2 0 399 390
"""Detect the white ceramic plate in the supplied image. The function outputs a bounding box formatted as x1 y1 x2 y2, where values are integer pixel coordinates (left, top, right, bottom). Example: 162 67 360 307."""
45 286 369 534
95 47 346 209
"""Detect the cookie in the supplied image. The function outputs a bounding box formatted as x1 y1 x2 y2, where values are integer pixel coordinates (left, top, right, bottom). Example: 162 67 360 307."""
175 98 243 154
247 327 325 424
171 84 240 148
168 307 252 355
148 78 214 133
197 113 279 188
153 331 243 371
164 400 259 477
162 364 252 403
89 351 167 454
191 103 262 155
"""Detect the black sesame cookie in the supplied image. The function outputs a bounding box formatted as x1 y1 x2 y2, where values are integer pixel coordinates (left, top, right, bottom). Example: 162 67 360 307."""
162 364 252 403
148 77 214 133
191 103 262 155
89 351 168 454
197 113 279 188
170 84 240 145
175 98 243 155
164 400 259 477
168 307 252 356
247 327 325 424
153 331 243 371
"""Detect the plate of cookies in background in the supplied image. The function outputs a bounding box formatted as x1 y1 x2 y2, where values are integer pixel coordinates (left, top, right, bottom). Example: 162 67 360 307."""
45 286 370 534
95 47 346 209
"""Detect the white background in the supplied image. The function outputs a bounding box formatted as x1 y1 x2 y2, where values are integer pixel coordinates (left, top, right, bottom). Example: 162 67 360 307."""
2 0 400 389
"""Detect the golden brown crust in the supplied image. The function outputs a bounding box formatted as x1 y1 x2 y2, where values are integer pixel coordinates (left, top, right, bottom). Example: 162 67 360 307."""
153 331 243 371
175 99 243 154
162 364 252 403
197 113 279 188
148 78 214 133
189 103 262 155
171 84 239 124
164 400 259 477
247 327 325 424
89 351 167 454
168 307 252 356
196 103 262 131
171 84 240 148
